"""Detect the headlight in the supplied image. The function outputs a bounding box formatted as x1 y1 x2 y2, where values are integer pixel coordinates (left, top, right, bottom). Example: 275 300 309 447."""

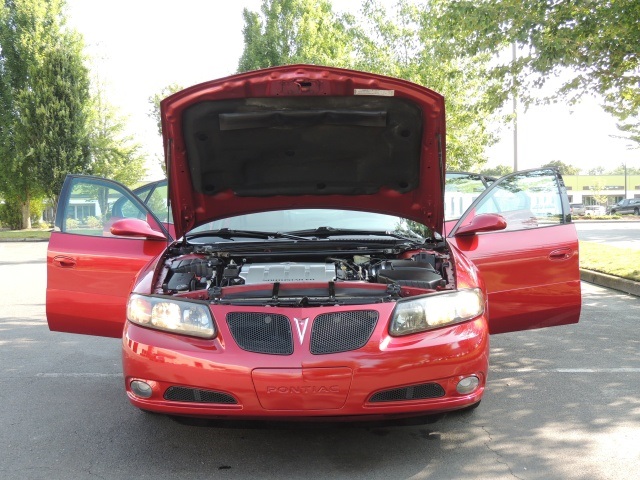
127 294 215 339
389 288 484 336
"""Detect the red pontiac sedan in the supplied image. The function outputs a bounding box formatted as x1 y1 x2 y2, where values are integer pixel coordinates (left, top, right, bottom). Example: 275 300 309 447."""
46 65 581 422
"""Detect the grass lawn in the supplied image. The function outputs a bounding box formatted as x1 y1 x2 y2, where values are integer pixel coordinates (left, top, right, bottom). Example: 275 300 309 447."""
580 241 640 282
0 229 51 240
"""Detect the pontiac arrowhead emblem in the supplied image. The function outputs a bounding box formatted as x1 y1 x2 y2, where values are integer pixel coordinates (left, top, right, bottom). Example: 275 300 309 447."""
293 317 309 345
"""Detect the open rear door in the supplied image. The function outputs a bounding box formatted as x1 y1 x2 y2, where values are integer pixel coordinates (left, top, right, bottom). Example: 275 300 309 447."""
447 168 581 334
47 176 169 338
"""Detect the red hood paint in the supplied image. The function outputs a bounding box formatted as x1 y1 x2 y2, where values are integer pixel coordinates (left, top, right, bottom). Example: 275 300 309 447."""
161 65 446 239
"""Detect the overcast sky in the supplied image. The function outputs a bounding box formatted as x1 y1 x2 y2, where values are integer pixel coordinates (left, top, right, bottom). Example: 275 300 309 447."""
65 0 638 180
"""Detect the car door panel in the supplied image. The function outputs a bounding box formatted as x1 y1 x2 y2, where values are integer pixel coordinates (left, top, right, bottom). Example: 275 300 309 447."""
46 176 168 338
447 169 581 334
450 224 579 334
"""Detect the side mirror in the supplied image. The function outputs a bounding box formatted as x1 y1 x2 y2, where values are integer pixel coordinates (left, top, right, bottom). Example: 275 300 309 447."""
454 213 507 237
110 218 166 241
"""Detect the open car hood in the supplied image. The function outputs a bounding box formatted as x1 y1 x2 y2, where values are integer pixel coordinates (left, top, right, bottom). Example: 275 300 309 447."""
161 65 446 239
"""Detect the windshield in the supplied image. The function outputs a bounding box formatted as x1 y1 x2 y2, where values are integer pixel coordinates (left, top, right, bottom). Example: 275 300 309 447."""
188 209 431 239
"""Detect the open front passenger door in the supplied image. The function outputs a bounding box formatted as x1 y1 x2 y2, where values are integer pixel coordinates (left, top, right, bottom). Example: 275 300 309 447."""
447 168 581 334
46 176 170 338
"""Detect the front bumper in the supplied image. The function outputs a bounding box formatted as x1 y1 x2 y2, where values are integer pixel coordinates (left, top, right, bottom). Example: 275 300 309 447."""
122 305 488 421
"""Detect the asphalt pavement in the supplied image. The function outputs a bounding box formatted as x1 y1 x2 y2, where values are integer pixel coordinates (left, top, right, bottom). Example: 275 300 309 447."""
574 220 640 250
1 242 639 480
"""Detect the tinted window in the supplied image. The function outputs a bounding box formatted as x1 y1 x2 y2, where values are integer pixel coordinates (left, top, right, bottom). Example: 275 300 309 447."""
445 173 490 221
62 178 159 237
467 170 564 231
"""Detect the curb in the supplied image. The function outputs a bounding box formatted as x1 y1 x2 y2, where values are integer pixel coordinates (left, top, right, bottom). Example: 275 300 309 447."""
573 219 640 224
0 238 50 243
580 269 640 297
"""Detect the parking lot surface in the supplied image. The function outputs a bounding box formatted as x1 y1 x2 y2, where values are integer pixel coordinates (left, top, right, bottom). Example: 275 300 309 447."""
575 221 640 250
1 242 638 479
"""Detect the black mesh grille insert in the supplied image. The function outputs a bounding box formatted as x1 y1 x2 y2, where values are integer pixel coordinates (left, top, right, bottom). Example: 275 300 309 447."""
310 310 378 354
164 386 237 404
369 383 445 403
226 312 293 355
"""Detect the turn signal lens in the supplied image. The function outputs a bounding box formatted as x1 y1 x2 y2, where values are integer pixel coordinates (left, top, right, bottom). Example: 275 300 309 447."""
127 294 215 338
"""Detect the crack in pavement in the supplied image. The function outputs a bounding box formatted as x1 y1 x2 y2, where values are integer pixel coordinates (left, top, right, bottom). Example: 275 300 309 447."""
480 425 525 480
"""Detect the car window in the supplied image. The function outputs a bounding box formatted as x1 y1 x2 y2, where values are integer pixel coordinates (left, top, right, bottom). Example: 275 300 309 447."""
445 173 490 221
133 180 173 224
462 170 565 232
144 184 173 223
62 177 160 237
131 183 154 203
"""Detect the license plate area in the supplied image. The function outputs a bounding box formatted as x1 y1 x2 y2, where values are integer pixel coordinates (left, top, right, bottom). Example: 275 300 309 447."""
251 367 352 410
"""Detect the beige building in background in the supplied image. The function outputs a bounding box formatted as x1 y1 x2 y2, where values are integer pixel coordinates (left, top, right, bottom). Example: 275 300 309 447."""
562 174 640 206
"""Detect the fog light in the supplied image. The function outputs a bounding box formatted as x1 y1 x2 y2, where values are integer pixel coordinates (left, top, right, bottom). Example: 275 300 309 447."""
456 376 479 394
130 380 153 398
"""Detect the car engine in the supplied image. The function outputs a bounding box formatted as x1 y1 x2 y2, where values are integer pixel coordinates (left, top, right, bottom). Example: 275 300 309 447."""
157 248 452 306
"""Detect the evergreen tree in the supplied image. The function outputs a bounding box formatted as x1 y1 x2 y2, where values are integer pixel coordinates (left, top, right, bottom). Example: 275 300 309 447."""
0 0 91 227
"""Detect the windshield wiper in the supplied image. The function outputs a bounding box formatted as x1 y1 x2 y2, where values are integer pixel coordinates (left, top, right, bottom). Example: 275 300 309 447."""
186 228 314 241
287 226 425 243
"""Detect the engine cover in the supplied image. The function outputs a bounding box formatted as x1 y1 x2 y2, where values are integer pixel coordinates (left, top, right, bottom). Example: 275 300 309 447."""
239 262 336 284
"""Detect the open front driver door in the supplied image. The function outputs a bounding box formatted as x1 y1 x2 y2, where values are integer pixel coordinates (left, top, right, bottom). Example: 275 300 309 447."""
447 168 581 334
47 176 170 338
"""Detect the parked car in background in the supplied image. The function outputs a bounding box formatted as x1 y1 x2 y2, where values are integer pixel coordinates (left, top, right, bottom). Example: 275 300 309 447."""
584 205 606 216
46 65 581 423
570 203 586 216
608 199 640 215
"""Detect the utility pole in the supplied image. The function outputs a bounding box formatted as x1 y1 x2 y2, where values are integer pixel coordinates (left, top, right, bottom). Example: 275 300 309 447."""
624 163 627 199
512 42 518 172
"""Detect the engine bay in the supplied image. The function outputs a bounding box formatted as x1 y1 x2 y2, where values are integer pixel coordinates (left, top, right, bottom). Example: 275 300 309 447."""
155 244 454 306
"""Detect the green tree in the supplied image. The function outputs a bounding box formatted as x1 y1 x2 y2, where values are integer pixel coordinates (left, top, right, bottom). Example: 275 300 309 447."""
354 0 499 170
587 166 605 175
148 83 183 175
590 180 608 207
435 0 640 145
541 160 580 176
237 0 355 72
148 83 183 137
89 78 146 187
608 164 640 176
237 0 500 170
25 39 92 208
0 0 91 228
478 165 512 177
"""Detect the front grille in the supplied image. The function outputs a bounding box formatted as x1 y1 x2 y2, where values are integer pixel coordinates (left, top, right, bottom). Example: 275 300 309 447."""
164 386 237 404
226 312 293 355
369 383 445 403
310 310 378 354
